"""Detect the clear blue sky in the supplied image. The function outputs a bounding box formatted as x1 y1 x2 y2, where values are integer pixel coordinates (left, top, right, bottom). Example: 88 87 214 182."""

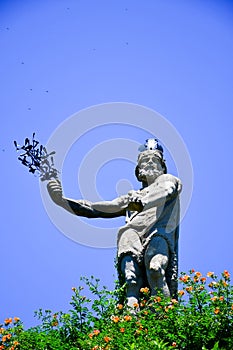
1 0 233 328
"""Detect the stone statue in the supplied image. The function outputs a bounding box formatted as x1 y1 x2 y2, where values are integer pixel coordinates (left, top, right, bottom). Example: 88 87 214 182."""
47 139 182 308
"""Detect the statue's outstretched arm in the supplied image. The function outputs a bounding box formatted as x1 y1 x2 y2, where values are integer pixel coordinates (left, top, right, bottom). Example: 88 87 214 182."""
47 179 126 219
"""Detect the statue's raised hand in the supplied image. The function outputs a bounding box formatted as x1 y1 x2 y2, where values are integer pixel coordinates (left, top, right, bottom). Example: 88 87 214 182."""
47 179 63 205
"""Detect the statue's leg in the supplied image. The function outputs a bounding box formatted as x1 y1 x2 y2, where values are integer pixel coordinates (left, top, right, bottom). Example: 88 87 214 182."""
144 236 170 297
120 255 143 310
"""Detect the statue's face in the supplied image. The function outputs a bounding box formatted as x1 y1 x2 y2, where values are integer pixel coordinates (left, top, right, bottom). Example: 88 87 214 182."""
137 151 164 183
138 153 163 173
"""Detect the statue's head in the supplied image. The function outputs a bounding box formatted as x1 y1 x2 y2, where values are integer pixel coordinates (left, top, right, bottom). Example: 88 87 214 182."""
135 139 167 184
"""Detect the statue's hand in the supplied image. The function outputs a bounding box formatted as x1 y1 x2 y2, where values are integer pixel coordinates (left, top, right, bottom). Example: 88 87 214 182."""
127 190 144 212
47 179 63 205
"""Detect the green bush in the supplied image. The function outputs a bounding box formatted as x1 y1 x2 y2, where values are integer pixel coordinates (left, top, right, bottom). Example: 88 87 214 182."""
1 270 232 350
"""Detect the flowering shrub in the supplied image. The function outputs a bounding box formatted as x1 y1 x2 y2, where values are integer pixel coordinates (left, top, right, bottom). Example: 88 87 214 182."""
1 270 233 349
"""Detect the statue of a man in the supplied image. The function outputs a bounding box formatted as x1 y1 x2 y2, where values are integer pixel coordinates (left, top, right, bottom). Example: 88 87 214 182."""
47 139 182 308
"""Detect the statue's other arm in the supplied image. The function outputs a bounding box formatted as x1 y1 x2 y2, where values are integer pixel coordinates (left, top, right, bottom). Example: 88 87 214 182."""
141 175 182 209
47 180 127 219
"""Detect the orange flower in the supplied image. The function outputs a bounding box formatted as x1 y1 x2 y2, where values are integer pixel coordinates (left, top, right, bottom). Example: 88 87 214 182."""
154 296 162 303
143 310 148 315
51 321 58 327
222 281 228 287
185 286 193 292
231 304 233 310
2 334 11 342
195 271 202 277
207 271 214 278
165 305 173 312
209 281 218 288
140 300 146 307
4 318 12 325
140 287 150 293
111 315 120 323
71 287 76 292
190 269 195 273
120 327 125 333
219 296 224 301
13 342 19 346
223 270 230 280
180 275 190 283
200 277 206 283
124 315 132 321
171 299 178 304
13 317 20 323
214 308 220 314
211 296 218 302
89 329 100 338
133 302 139 308
178 290 185 296
103 336 111 343
0 328 5 333
117 304 123 310
0 346 5 350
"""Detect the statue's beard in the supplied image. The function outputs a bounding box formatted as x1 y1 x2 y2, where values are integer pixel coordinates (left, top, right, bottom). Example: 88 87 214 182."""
138 168 163 182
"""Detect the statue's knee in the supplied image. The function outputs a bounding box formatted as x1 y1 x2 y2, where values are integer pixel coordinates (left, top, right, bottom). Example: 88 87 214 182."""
147 258 165 279
145 252 168 280
148 263 165 280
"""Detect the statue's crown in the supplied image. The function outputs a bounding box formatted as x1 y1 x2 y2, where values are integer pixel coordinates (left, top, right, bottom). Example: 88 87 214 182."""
138 138 163 153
